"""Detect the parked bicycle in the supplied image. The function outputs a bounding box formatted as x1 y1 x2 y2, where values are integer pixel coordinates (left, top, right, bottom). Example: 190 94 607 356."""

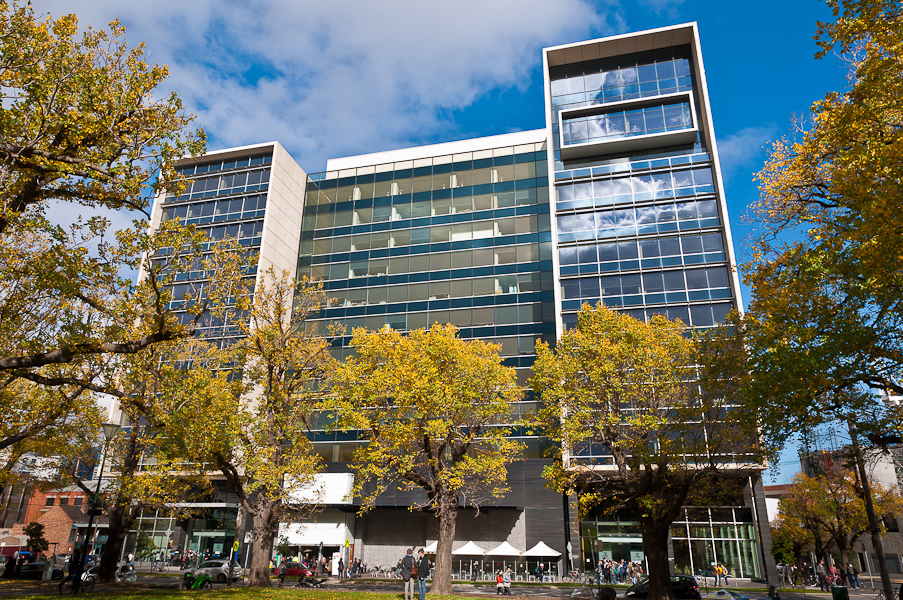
561 570 596 585
58 571 94 595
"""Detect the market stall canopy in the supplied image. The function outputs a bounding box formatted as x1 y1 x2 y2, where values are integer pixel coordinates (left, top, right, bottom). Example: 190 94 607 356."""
522 541 561 557
485 541 523 556
423 541 437 553
452 541 487 555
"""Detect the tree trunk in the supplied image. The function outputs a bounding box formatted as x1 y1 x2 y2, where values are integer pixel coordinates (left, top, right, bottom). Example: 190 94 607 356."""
247 501 278 587
849 421 893 598
433 492 458 595
641 521 676 600
97 504 132 583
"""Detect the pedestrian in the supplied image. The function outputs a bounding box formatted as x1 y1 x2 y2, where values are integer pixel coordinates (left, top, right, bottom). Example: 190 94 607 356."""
503 567 512 595
416 548 431 600
722 564 730 586
816 560 827 591
537 562 545 583
401 549 415 600
473 560 479 581
3 555 14 579
277 557 287 587
497 570 504 594
338 557 345 580
320 555 326 575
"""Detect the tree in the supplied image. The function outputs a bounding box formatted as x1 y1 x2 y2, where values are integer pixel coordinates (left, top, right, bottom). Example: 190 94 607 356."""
531 303 760 600
23 521 48 555
328 323 523 595
778 470 903 569
770 517 813 567
739 2 903 593
168 270 335 587
0 1 211 462
134 532 156 561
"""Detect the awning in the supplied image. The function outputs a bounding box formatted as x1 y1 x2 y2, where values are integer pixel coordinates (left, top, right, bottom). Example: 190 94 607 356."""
423 541 437 553
521 541 561 557
452 541 487 555
485 541 523 556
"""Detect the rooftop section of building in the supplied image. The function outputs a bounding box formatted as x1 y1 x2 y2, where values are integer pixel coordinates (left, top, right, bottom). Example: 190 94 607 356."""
324 129 547 174
544 22 696 67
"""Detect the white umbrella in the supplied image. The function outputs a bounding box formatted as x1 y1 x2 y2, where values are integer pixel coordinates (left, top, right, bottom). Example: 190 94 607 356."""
423 541 437 553
485 541 523 556
452 541 487 555
522 541 561 557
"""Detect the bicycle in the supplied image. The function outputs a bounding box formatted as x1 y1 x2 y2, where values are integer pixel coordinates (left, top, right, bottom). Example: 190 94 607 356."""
58 571 95 594
871 585 903 600
561 570 597 585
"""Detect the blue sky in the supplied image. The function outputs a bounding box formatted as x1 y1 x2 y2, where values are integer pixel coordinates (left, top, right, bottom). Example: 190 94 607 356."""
41 0 850 484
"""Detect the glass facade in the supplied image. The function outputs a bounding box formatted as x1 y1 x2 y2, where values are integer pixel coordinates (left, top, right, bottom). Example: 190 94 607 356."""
297 143 556 366
297 142 556 460
548 36 751 576
157 152 272 340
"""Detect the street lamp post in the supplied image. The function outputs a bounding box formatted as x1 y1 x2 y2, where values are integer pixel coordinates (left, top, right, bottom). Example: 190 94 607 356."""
73 422 120 593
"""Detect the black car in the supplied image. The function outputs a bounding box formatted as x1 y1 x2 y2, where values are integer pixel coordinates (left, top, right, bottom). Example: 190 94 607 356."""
18 562 64 580
625 575 701 599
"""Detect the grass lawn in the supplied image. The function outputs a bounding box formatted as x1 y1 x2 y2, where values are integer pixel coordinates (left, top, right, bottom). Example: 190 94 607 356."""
8 589 502 600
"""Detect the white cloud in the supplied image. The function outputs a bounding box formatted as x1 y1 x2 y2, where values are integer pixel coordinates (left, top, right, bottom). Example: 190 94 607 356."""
716 125 779 182
35 0 614 170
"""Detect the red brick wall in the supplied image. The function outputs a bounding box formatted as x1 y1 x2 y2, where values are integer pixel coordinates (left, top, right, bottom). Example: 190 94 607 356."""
36 507 76 554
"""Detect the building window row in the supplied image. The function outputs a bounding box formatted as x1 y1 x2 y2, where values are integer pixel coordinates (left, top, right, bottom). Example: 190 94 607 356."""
169 168 271 201
562 100 693 147
549 46 691 94
556 199 720 242
554 152 710 184
307 143 546 182
307 195 548 243
563 302 733 330
560 232 723 266
561 266 730 302
556 166 713 208
306 159 546 205
161 194 267 224
318 272 548 309
308 217 545 260
307 189 548 227
312 305 544 338
173 153 272 177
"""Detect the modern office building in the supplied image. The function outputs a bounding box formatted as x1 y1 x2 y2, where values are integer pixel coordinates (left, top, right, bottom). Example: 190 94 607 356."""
131 22 775 581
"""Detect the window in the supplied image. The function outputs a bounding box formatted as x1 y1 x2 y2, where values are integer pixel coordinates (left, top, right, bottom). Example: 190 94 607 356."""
46 497 55 506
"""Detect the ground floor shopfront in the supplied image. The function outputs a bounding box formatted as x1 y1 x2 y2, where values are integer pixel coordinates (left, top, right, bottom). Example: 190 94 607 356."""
577 476 774 582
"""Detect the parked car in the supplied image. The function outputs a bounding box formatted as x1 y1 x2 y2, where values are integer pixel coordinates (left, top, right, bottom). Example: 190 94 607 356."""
282 562 315 578
18 562 64 580
188 559 242 583
625 575 701 600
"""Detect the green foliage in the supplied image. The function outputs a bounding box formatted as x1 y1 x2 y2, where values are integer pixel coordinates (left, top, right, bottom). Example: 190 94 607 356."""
135 532 157 561
23 521 48 554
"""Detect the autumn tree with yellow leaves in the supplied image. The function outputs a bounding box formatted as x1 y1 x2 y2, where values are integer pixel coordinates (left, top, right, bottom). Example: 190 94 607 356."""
165 270 337 587
0 1 211 466
531 304 761 600
328 324 524 595
777 470 903 569
736 1 903 594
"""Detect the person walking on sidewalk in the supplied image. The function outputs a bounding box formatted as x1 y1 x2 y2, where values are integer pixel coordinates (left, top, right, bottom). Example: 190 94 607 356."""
503 567 512 595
